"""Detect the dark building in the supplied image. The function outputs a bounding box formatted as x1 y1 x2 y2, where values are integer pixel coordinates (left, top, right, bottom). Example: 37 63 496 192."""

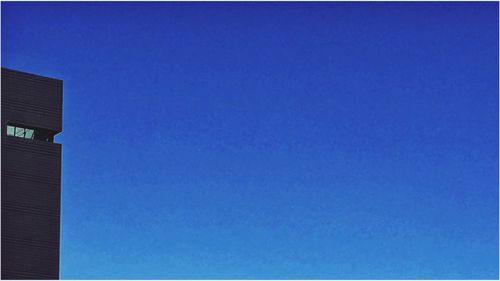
1 68 63 279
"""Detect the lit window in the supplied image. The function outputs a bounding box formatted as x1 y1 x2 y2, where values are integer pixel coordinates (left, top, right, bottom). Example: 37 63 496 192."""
25 129 34 139
6 125 15 136
6 125 36 140
15 127 24 137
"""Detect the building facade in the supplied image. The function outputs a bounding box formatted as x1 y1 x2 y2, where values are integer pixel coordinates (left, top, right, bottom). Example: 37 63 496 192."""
1 68 63 279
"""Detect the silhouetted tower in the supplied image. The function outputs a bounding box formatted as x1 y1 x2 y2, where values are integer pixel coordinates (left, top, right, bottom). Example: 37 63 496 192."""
1 68 62 279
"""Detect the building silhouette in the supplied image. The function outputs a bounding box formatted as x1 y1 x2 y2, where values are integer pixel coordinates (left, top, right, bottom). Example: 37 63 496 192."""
1 68 62 279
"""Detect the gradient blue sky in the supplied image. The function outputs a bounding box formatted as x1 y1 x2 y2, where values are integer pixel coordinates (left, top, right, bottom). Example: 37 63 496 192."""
2 2 499 279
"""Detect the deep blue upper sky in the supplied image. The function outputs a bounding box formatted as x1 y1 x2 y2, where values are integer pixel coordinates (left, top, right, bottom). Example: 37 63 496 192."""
2 2 498 279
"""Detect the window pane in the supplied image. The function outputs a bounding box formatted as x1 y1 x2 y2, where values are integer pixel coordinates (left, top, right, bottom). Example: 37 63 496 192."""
6 125 15 136
7 125 45 141
25 129 34 139
15 127 25 137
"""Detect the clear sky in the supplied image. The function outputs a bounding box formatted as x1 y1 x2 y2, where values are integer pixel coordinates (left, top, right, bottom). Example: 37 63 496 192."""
1 2 498 279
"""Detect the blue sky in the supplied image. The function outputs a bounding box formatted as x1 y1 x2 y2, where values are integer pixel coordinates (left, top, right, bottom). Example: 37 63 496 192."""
2 2 498 279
